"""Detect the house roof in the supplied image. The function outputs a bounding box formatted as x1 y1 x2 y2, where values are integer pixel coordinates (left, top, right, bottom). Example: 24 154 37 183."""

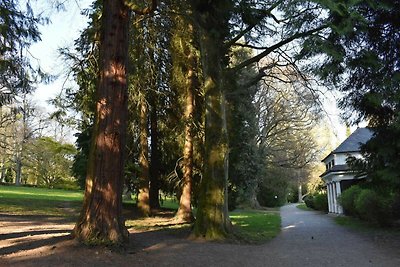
320 164 350 177
322 128 374 162
332 128 374 153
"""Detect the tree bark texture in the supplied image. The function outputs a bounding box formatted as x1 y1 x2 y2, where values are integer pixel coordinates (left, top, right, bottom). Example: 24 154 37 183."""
172 12 197 223
176 56 196 222
192 0 233 239
73 0 129 245
138 95 151 216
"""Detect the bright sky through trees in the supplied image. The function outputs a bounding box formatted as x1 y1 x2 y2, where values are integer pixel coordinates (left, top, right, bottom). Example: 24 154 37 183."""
30 0 92 109
26 0 359 146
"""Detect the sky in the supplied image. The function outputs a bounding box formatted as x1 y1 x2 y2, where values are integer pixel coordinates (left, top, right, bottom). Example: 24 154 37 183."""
28 0 356 146
30 0 93 109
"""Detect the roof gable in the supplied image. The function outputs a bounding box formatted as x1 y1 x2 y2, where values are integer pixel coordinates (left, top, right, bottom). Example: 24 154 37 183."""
322 128 373 162
333 128 373 153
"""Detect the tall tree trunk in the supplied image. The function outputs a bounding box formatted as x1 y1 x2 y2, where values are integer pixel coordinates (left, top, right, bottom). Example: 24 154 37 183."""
73 0 129 245
192 0 233 239
171 10 198 222
176 52 196 222
138 96 151 216
149 93 160 210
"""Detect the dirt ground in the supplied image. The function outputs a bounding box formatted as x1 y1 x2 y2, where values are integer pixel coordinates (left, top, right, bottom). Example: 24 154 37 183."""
0 210 196 267
1 205 400 267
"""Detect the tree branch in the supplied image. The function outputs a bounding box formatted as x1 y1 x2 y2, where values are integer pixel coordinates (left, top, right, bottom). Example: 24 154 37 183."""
230 25 327 73
124 0 157 15
225 0 284 48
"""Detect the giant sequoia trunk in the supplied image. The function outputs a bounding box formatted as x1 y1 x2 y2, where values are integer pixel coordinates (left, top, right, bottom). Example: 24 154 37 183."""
192 0 233 239
73 0 129 245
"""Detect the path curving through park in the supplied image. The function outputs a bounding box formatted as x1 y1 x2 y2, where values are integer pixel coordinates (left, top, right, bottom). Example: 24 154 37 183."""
262 204 400 266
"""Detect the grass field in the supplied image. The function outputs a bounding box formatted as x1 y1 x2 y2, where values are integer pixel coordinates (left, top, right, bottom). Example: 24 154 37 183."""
230 209 281 243
0 185 83 216
0 185 281 242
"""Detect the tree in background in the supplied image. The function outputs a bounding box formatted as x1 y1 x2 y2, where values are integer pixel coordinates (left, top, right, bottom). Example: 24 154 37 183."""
226 46 262 210
25 137 76 187
254 60 322 206
0 0 41 106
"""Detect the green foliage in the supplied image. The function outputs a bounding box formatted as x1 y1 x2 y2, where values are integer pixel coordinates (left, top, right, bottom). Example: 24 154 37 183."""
340 185 396 226
227 46 261 210
354 189 391 226
0 0 42 106
72 125 92 189
338 184 362 216
257 175 289 207
3 167 14 183
304 192 328 212
25 137 77 188
303 195 315 209
313 192 328 212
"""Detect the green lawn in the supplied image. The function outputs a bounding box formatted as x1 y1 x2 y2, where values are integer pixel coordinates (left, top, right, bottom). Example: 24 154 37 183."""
296 203 312 211
0 185 83 216
0 185 281 243
230 209 281 243
334 216 395 232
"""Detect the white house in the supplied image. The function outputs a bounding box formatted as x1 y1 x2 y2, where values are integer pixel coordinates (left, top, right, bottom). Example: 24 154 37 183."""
320 128 373 214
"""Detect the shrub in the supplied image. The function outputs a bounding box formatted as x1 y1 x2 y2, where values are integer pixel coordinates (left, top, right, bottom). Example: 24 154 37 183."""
53 179 80 190
303 193 328 212
313 193 328 212
354 189 391 226
339 185 362 216
303 195 314 209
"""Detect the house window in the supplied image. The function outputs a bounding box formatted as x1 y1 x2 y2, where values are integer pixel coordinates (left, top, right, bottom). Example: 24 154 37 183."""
332 159 335 166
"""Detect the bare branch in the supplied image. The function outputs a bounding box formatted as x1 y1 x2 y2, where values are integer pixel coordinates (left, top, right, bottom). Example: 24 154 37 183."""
230 25 327 72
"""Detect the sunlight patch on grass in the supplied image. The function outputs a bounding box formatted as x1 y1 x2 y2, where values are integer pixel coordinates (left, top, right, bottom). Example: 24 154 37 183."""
230 210 281 243
0 185 83 216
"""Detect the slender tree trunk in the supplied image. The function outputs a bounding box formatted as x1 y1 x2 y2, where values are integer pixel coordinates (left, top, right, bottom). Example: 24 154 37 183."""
138 96 151 216
15 156 21 186
73 0 129 245
176 52 196 222
149 93 160 210
192 0 233 239
171 11 198 222
0 160 4 182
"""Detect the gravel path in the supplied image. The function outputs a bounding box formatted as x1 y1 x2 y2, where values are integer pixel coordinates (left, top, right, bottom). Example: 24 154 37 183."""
262 204 400 267
1 204 400 267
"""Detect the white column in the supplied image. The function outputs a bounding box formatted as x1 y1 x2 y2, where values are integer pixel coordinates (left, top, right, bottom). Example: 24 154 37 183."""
336 181 343 214
332 182 337 213
327 183 332 213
